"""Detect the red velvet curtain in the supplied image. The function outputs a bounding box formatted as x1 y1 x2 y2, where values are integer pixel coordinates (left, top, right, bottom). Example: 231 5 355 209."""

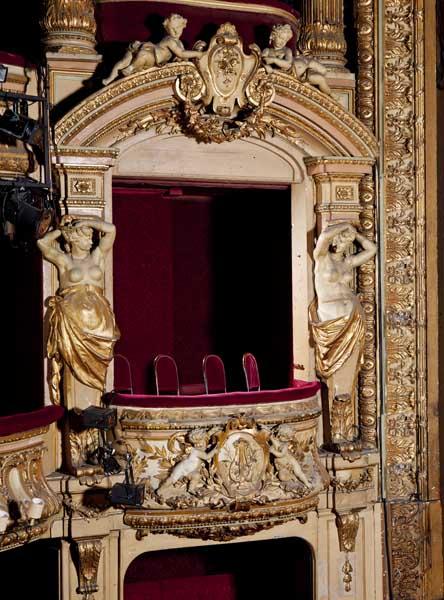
124 538 313 600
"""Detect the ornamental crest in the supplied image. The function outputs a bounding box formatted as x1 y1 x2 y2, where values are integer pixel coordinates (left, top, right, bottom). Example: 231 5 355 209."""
175 23 273 120
212 417 269 497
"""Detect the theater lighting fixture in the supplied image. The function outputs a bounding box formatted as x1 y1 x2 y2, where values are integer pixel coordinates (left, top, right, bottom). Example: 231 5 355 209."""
0 178 53 242
0 108 42 145
110 453 145 507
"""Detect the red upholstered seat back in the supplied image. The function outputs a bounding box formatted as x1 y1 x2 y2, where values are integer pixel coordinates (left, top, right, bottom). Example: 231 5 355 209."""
154 355 179 395
113 353 134 394
203 354 226 394
242 353 260 391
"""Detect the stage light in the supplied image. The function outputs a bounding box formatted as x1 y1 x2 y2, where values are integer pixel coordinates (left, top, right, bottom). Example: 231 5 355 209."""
0 65 8 84
0 179 53 242
0 108 42 145
110 453 145 507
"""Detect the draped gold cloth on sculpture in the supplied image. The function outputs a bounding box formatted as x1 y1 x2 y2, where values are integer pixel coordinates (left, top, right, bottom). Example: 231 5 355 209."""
47 284 120 404
309 299 365 379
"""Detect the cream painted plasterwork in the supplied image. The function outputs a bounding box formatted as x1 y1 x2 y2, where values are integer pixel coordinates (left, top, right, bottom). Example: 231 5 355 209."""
54 64 377 158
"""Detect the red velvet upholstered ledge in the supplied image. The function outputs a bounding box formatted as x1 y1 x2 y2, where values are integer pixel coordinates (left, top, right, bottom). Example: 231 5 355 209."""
0 405 65 437
106 382 320 408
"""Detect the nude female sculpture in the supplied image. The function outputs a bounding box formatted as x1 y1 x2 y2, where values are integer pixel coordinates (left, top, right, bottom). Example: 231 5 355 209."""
262 23 332 95
102 13 204 85
38 215 120 406
310 222 376 443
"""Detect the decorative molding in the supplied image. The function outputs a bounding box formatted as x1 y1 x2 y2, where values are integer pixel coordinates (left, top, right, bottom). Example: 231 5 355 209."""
356 0 377 132
383 0 429 595
0 152 30 176
389 502 427 599
358 174 377 448
0 523 49 552
331 467 373 493
0 426 49 445
384 0 424 500
335 186 354 201
54 65 377 158
126 496 318 542
69 178 97 196
116 397 321 430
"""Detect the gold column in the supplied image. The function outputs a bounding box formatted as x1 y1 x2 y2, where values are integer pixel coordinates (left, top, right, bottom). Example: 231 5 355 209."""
298 0 347 68
41 0 97 55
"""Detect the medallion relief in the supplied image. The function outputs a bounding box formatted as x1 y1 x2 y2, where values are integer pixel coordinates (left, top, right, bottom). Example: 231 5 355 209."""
127 417 328 512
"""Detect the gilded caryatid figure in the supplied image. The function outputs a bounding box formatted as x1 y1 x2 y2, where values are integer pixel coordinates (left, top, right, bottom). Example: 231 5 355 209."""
309 222 376 446
41 0 97 54
102 13 204 85
38 215 120 408
262 24 332 95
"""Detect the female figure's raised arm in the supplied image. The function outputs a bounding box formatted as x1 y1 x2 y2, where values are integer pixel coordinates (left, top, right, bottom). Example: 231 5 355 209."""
73 218 116 255
313 222 354 260
348 232 376 268
37 228 66 268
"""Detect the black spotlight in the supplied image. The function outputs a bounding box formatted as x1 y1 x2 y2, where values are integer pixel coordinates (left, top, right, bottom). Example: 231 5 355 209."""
0 108 42 145
0 178 53 242
0 64 8 84
110 453 145 507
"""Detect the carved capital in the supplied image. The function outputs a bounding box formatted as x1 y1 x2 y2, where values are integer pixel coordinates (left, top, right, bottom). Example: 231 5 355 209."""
41 0 97 54
73 537 103 600
299 0 347 67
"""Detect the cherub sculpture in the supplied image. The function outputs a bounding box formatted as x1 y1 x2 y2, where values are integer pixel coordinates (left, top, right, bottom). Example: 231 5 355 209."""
102 13 204 85
262 23 332 95
157 429 216 498
270 424 311 488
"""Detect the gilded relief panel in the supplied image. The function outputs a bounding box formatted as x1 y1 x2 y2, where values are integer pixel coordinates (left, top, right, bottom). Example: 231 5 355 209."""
382 0 430 596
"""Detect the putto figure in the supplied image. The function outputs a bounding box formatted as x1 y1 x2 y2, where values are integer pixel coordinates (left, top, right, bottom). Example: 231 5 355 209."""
270 424 311 488
38 215 120 405
157 429 216 498
102 13 204 85
309 222 377 443
262 23 332 95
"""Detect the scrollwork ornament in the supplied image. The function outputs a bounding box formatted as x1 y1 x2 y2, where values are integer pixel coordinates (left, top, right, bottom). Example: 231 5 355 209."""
331 467 373 493
174 71 206 103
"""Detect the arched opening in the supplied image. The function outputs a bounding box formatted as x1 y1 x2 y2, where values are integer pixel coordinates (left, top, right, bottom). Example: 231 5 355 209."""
112 178 293 393
124 537 314 600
